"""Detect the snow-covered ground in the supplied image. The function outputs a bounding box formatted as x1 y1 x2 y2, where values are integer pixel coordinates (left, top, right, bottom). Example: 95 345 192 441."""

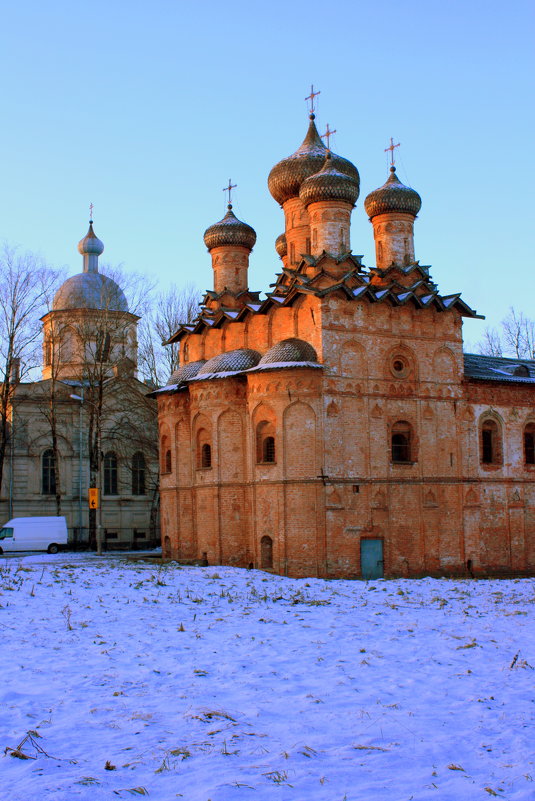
0 554 533 801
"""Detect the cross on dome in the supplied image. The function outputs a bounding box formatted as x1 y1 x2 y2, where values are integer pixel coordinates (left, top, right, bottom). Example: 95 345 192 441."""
384 137 400 166
89 202 94 222
323 124 336 148
305 84 320 115
223 179 237 206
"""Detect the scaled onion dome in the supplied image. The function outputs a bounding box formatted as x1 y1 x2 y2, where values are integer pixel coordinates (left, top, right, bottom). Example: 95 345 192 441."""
268 114 359 206
203 205 257 251
53 223 128 312
364 166 422 219
299 151 360 207
275 233 287 259
259 338 318 365
197 348 261 375
167 359 206 385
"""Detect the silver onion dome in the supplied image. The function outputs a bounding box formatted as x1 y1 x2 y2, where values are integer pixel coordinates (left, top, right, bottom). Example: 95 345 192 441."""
203 205 257 252
78 222 105 256
364 166 422 219
268 114 359 206
299 151 360 207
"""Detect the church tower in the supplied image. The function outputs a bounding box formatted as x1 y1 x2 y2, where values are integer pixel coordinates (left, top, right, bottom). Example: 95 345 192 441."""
42 218 138 381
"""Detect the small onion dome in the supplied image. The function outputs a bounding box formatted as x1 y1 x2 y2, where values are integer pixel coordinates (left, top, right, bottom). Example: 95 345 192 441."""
364 166 422 219
198 348 261 375
268 115 359 206
299 151 360 207
275 232 287 258
53 273 128 311
167 359 206 385
77 221 104 256
203 205 257 252
259 338 318 365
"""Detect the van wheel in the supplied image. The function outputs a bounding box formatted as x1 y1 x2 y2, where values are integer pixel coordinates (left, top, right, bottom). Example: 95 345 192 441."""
48 544 59 554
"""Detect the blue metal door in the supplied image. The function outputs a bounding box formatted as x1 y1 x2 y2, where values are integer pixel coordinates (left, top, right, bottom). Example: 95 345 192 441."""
360 539 384 579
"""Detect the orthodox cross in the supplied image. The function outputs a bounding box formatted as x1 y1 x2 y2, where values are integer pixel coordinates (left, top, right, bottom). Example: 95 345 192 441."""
223 179 237 205
305 84 320 114
89 202 94 221
323 123 336 148
384 137 400 166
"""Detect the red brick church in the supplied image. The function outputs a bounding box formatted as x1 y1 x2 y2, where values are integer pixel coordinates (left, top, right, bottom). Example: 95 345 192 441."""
155 109 535 578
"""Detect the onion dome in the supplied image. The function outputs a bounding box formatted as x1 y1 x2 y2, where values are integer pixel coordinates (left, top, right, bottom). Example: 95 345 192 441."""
197 348 261 375
299 152 360 207
203 205 257 252
364 166 422 219
53 273 128 311
268 115 359 206
77 221 104 256
168 359 206 385
275 233 287 259
259 338 318 365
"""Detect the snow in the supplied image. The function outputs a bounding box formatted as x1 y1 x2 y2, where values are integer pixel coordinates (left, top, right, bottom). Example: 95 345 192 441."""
1 554 533 801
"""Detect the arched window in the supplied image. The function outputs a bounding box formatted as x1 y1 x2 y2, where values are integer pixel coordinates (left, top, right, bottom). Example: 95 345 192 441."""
201 443 212 468
132 451 146 495
42 449 56 495
165 449 172 473
524 423 535 465
96 331 111 362
256 421 276 464
261 535 273 569
480 418 502 465
103 451 118 495
196 427 212 469
391 421 412 463
160 435 170 474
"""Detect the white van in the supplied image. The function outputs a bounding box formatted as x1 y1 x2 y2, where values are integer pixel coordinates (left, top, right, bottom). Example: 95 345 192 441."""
0 517 68 554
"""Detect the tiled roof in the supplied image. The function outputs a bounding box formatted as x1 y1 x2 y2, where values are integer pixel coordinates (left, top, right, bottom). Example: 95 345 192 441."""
464 353 535 384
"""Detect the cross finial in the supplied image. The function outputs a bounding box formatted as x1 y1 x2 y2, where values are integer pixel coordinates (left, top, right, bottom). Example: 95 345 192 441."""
223 179 237 206
89 202 94 222
384 137 400 166
305 84 320 115
323 123 337 149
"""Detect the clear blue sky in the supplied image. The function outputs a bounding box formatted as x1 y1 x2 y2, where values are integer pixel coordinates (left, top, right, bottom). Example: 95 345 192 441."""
1 0 533 349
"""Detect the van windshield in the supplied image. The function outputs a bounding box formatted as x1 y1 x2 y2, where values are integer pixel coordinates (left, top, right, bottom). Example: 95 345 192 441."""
0 527 14 539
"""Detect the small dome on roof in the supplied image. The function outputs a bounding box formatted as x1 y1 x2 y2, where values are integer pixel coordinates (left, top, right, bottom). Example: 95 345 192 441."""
203 205 257 252
259 338 318 365
268 115 359 206
53 272 128 311
299 151 360 207
364 166 422 219
197 348 261 375
78 222 105 256
168 359 206 385
275 233 287 258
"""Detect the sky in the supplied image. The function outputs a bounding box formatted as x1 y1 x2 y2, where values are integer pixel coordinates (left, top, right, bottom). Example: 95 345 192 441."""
1 0 533 350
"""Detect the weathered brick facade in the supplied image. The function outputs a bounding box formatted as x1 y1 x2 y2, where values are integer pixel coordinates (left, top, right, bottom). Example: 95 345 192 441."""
156 115 535 578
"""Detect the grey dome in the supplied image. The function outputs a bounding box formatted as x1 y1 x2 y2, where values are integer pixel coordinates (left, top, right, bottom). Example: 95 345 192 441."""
198 348 261 375
299 152 360 207
275 233 287 258
78 222 104 255
364 166 422 219
168 359 206 384
259 338 318 365
204 205 257 251
268 114 359 206
53 272 128 311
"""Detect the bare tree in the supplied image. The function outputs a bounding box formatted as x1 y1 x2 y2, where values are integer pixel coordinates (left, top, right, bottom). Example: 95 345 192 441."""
138 283 199 387
477 308 535 359
0 245 61 498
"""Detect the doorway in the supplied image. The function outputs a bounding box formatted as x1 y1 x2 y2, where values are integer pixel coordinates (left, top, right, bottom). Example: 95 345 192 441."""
360 539 384 579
